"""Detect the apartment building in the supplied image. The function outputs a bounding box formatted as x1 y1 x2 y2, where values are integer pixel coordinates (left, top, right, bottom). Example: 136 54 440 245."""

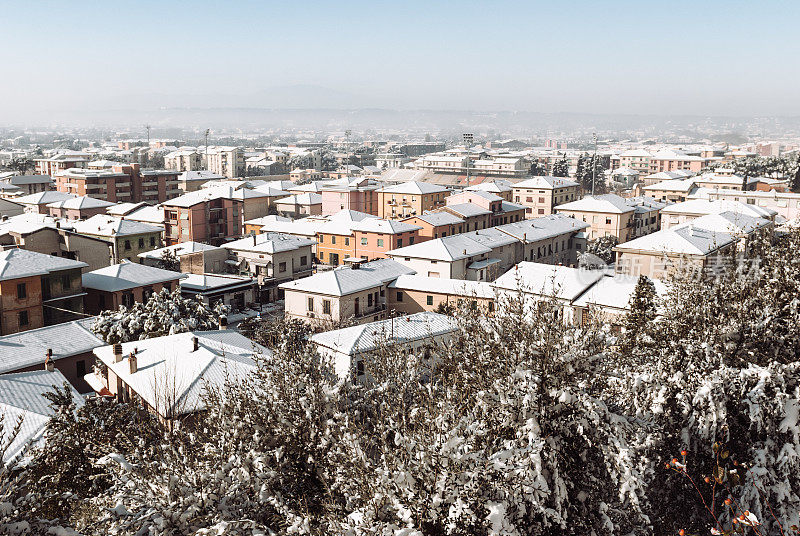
1 175 53 196
659 199 777 230
177 170 225 193
280 258 414 326
223 232 315 302
320 177 380 215
34 152 89 176
206 146 245 178
377 181 449 219
703 189 800 220
464 179 514 201
641 178 698 203
82 261 186 314
162 190 244 246
511 176 579 217
0 249 88 335
388 275 494 315
164 149 203 172
402 211 465 240
54 164 180 204
274 193 322 218
314 209 376 266
613 225 737 280
72 215 164 263
47 195 116 220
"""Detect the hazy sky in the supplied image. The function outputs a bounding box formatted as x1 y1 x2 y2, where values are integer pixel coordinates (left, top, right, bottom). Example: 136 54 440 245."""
2 0 799 120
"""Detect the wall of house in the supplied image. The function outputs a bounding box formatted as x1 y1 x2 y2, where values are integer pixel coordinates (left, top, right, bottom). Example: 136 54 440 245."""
12 352 96 394
388 288 493 315
84 279 179 315
0 275 44 335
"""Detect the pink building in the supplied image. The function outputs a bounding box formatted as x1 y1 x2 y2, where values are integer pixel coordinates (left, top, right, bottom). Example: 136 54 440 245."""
162 190 244 246
351 219 422 261
320 178 380 216
47 195 116 220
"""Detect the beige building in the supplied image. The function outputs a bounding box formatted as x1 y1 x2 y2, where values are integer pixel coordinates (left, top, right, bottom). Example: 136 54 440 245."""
512 176 579 217
279 259 414 326
556 194 666 243
387 274 494 315
165 149 203 172
377 181 449 219
641 178 697 203
659 199 777 230
613 225 737 280
205 147 245 178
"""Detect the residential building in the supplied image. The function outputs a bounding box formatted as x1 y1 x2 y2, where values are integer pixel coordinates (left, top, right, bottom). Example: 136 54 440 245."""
440 203 491 232
320 177 380 215
0 175 53 195
165 149 203 172
314 209 377 266
692 172 759 191
348 218 422 263
162 190 244 246
512 176 579 217
388 275 494 315
0 317 105 394
310 312 458 381
47 195 116 220
54 164 180 204
659 199 777 230
703 189 800 221
179 274 256 311
641 178 698 203
72 215 164 263
86 331 265 422
206 146 245 178
0 198 25 217
138 241 228 274
555 194 637 242
223 233 315 302
0 249 88 334
0 215 113 272
613 225 737 280
402 212 465 240
464 179 514 201
82 261 185 314
0 370 85 463
572 274 667 329
15 191 76 214
280 258 415 326
274 193 323 218
34 152 89 176
176 170 225 193
376 181 449 219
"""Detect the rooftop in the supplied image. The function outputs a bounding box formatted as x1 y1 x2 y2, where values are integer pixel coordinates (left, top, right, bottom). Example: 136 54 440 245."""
46 195 116 210
0 248 88 281
224 232 316 253
492 262 606 301
72 214 164 236
388 274 495 299
513 176 579 189
378 181 449 195
82 260 186 292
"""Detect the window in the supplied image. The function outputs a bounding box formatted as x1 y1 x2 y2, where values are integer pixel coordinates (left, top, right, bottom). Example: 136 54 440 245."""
16 283 26 299
307 297 314 311
122 292 134 308
76 359 86 378
605 218 612 225
356 360 365 377
361 237 368 245
61 274 71 289
150 236 155 247
124 240 131 250
426 295 433 306
300 255 308 266
138 238 145 248
367 293 373 307
331 236 336 245
279 262 287 273
377 239 384 247
396 239 403 248
396 291 403 302
318 235 324 243
409 236 415 245
345 237 349 246
18 310 28 327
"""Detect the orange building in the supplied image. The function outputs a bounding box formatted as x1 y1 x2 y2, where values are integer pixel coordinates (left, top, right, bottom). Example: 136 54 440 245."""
376 181 449 219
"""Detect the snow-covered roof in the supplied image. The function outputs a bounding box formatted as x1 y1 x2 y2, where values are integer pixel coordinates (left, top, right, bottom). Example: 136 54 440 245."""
573 274 667 311
14 191 76 206
389 234 492 261
614 225 735 256
106 202 149 216
378 181 449 195
72 214 163 237
513 176 579 189
4 174 53 186
556 194 634 214
310 312 458 357
124 205 165 224
444 203 492 218
82 261 186 292
0 370 84 462
0 213 60 236
350 218 421 234
492 262 606 301
0 317 105 374
46 195 116 210
673 212 773 235
280 258 415 296
179 273 254 292
661 199 777 220
410 212 465 226
138 241 224 260
92 331 267 418
388 274 495 299
0 248 88 280
495 214 590 242
465 179 513 193
275 193 323 206
642 178 697 193
224 232 315 253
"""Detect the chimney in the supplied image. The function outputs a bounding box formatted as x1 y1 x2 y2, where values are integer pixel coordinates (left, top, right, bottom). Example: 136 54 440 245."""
192 336 199 352
218 316 228 330
113 343 123 363
128 352 137 374
44 348 54 372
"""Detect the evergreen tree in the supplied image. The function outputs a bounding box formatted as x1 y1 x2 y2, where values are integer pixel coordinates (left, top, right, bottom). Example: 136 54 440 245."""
551 154 569 177
618 274 657 353
791 154 800 192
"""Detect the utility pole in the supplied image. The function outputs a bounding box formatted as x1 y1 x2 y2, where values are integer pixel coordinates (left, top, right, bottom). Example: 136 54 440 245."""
204 129 210 171
145 124 151 146
591 132 598 196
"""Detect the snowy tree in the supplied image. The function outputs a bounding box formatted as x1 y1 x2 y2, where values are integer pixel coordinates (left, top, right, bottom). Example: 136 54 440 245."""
157 248 180 271
582 234 618 265
618 275 657 353
529 160 547 176
551 154 569 177
91 288 228 343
